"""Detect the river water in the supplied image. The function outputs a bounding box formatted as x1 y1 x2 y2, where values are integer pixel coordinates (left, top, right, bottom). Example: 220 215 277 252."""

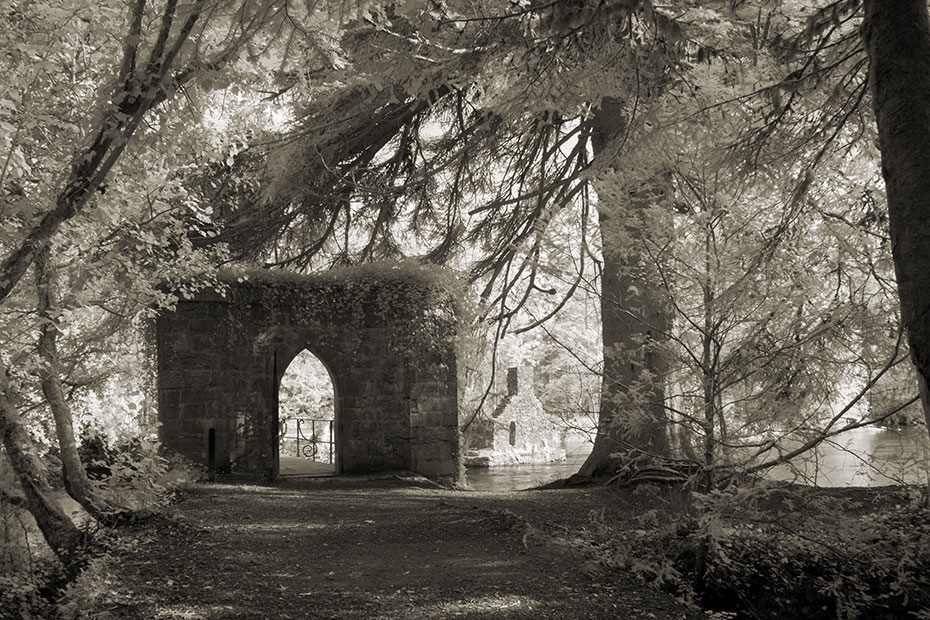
466 440 594 491
465 426 930 491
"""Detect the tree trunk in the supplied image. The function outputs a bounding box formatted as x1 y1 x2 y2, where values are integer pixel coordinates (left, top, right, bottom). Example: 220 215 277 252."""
578 98 671 478
700 218 717 488
862 0 930 435
0 366 84 572
35 244 107 518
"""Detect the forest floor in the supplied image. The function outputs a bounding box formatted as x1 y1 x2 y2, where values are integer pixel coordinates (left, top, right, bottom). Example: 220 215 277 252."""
89 474 708 620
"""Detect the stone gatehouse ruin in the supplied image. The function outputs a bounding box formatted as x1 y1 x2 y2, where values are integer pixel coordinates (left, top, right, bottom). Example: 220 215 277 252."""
155 264 461 483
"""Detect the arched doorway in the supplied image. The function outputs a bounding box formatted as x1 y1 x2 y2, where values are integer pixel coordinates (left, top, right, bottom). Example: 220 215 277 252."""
277 349 338 476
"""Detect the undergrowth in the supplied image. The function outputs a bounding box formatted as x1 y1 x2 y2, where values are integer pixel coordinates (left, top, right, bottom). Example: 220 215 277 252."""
588 484 930 619
1 438 201 619
82 433 201 519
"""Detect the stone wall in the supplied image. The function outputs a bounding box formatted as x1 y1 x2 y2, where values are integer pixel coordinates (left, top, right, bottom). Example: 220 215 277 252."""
464 366 565 466
156 266 461 483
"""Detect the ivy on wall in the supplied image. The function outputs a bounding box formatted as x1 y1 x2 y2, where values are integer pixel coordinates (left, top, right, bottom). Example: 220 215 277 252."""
206 261 468 363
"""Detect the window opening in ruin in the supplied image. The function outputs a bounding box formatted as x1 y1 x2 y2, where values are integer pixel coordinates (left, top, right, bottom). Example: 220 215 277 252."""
509 421 517 446
278 349 337 476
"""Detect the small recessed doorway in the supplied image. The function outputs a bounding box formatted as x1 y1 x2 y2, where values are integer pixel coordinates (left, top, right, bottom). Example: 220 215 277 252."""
277 349 337 477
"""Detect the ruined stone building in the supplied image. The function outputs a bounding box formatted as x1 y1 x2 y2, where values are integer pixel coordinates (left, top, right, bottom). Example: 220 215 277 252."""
465 366 565 466
155 265 462 484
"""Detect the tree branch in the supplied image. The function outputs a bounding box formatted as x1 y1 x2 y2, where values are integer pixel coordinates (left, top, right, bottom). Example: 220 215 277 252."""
145 0 179 76
118 0 147 83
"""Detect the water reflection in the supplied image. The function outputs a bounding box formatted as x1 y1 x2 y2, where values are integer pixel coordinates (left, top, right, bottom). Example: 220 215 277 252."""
466 440 593 491
767 426 930 487
466 427 930 492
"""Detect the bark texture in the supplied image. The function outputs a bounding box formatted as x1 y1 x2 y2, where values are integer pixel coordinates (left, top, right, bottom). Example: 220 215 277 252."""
863 0 930 431
578 98 671 478
35 245 106 517
0 367 84 570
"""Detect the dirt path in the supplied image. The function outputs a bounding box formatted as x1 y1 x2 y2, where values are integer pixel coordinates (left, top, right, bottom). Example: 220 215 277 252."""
96 475 703 619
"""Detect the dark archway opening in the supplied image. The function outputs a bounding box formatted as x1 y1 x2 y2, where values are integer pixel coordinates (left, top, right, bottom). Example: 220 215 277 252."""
277 349 338 476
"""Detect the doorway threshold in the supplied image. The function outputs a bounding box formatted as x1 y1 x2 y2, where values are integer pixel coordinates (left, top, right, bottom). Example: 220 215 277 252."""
279 456 337 477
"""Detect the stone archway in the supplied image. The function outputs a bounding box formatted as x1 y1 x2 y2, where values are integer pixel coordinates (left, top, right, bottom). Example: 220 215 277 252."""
277 349 337 476
155 264 461 483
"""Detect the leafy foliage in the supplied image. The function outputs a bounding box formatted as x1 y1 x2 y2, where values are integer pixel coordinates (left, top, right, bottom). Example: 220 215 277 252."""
1 0 929 615
0 555 63 620
589 485 930 619
1 441 199 619
79 434 201 519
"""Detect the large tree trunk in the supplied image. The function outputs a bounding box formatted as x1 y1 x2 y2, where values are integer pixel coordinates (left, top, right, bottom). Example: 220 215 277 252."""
35 244 107 518
0 365 84 572
578 99 672 478
862 0 930 434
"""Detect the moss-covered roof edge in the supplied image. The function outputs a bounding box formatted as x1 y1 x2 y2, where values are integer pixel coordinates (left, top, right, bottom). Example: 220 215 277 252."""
177 261 466 312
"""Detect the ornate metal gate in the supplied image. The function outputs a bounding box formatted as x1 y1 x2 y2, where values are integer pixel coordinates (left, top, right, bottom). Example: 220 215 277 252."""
281 417 334 463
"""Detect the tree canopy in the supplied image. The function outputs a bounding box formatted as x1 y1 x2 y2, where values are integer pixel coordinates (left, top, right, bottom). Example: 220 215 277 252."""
2 0 930 593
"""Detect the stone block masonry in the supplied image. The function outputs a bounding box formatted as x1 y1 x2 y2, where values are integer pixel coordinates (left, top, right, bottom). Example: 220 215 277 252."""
156 265 462 484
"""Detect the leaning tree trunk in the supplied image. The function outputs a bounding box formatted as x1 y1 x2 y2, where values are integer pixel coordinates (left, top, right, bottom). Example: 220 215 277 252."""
0 0 213 556
35 244 108 518
0 366 84 572
862 0 930 435
578 98 672 478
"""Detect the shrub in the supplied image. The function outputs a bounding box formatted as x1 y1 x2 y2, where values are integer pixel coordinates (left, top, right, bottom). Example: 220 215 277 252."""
594 485 930 619
79 433 203 518
0 560 63 620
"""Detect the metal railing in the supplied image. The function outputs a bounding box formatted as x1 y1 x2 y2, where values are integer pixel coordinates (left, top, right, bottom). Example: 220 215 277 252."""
280 417 334 463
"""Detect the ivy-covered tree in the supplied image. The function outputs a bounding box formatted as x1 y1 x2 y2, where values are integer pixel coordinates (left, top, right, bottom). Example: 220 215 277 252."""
0 0 318 566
